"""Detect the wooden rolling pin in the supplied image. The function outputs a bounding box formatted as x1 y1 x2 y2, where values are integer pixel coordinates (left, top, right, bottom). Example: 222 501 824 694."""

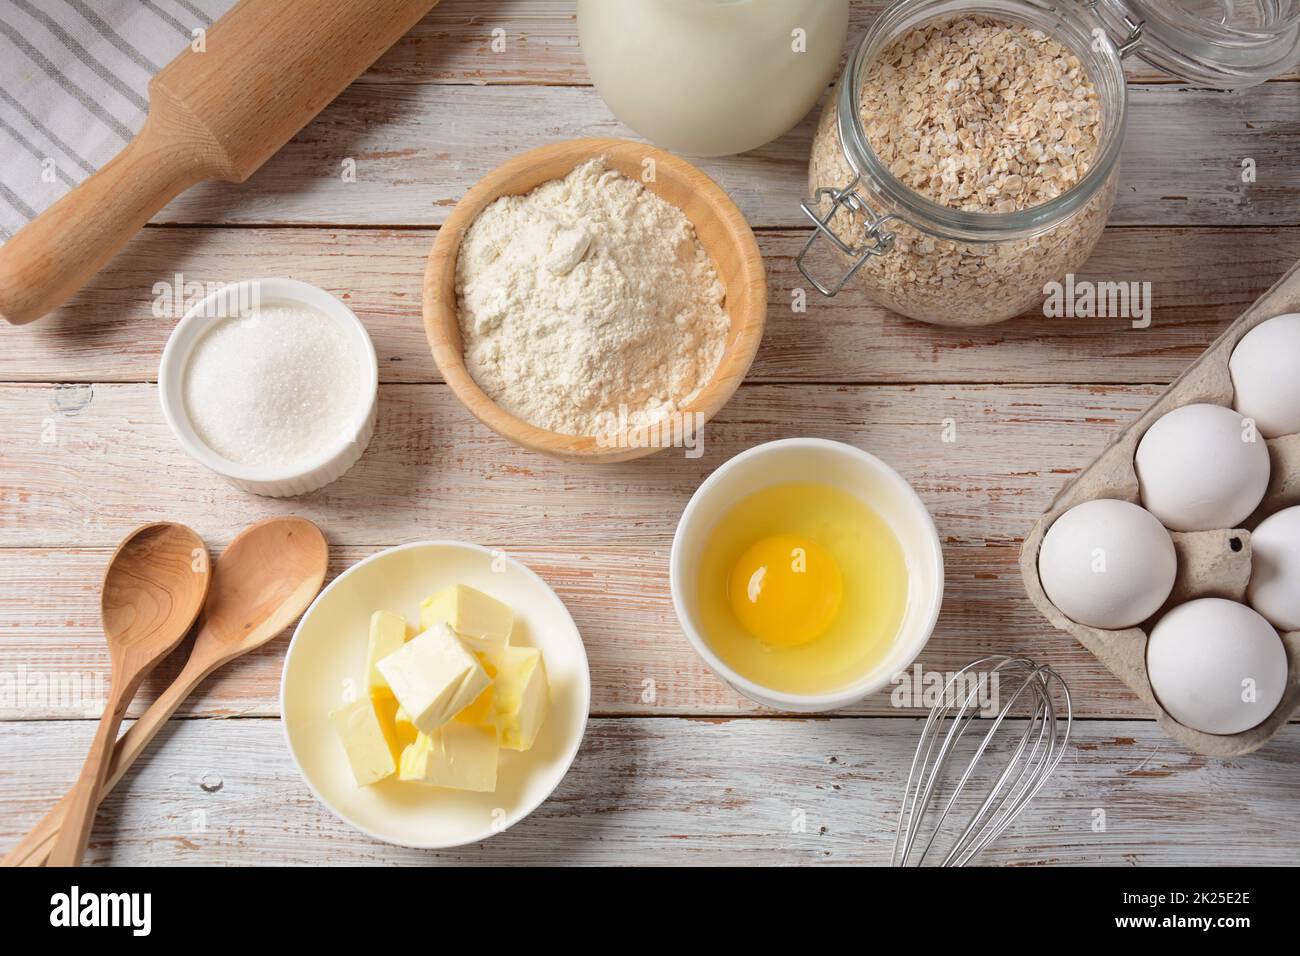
0 0 438 325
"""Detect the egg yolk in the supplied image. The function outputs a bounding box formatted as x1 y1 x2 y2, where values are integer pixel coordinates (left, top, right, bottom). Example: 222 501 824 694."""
727 534 843 647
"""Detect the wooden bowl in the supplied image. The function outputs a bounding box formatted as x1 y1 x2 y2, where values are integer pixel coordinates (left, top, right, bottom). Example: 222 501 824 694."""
422 138 766 462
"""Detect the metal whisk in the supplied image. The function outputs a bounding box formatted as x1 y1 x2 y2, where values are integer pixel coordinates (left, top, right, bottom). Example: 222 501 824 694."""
892 655 1072 867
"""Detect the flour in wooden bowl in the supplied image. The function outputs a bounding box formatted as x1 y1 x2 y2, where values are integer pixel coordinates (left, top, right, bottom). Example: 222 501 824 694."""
455 157 730 437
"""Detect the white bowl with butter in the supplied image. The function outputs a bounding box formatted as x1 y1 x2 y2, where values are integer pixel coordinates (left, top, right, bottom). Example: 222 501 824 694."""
281 541 590 849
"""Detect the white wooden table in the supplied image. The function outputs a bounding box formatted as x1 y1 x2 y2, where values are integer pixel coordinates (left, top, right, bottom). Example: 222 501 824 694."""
2 0 1299 866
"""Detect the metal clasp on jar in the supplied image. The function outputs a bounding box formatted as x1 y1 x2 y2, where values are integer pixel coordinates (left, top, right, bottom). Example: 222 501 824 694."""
797 176 898 297
1085 1 1146 57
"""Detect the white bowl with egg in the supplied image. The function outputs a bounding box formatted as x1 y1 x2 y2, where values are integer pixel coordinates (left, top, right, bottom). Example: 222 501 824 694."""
670 438 944 712
158 277 378 497
280 541 591 850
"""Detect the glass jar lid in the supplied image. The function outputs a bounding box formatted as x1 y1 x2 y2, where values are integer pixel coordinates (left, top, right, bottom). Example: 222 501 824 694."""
1091 0 1300 87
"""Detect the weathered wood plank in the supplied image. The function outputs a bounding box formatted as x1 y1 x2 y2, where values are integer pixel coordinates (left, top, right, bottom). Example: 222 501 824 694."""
1 717 1296 865
0 382 1157 550
9 226 1297 386
143 84 1299 228
367 0 1300 86
0 381 1174 721
0 542 1147 720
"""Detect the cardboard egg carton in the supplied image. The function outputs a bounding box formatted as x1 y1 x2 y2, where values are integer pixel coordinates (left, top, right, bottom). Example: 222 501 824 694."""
1020 260 1300 756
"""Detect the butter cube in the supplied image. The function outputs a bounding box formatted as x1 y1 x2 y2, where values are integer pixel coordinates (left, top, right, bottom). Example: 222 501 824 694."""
399 724 499 792
377 621 490 735
455 653 498 727
393 704 419 744
330 695 402 786
366 610 408 697
420 585 513 660
488 645 549 751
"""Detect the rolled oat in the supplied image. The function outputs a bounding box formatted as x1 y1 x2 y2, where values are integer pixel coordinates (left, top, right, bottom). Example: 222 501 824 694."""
808 15 1117 326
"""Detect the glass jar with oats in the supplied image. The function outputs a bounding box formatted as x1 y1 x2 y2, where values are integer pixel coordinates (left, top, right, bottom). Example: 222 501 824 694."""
803 0 1300 326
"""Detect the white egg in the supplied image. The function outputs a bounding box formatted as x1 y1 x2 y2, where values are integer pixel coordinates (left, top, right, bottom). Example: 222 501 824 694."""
1248 506 1300 632
1230 313 1300 438
1135 403 1270 532
1038 499 1176 629
1147 598 1286 735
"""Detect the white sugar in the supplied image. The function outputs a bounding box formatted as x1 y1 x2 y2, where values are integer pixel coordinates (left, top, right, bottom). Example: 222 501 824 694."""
183 304 365 470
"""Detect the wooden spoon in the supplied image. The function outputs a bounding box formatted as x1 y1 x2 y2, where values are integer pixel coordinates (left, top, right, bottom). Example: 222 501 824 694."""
5 516 328 867
47 523 210 866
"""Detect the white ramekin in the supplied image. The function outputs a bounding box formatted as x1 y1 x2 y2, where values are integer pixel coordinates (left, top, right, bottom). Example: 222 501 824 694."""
670 438 945 712
158 277 378 498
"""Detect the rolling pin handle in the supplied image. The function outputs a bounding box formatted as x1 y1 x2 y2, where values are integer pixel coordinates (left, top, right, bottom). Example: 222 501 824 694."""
0 112 209 326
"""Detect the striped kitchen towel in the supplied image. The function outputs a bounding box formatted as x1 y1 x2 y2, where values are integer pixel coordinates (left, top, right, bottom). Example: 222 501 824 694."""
0 0 234 241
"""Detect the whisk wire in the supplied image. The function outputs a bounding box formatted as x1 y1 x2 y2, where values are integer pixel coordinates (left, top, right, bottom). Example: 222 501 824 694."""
942 683 1043 865
947 673 1059 866
959 663 1071 864
961 697 1071 868
893 660 989 864
925 661 1042 865
892 655 1072 867
913 661 1008 863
